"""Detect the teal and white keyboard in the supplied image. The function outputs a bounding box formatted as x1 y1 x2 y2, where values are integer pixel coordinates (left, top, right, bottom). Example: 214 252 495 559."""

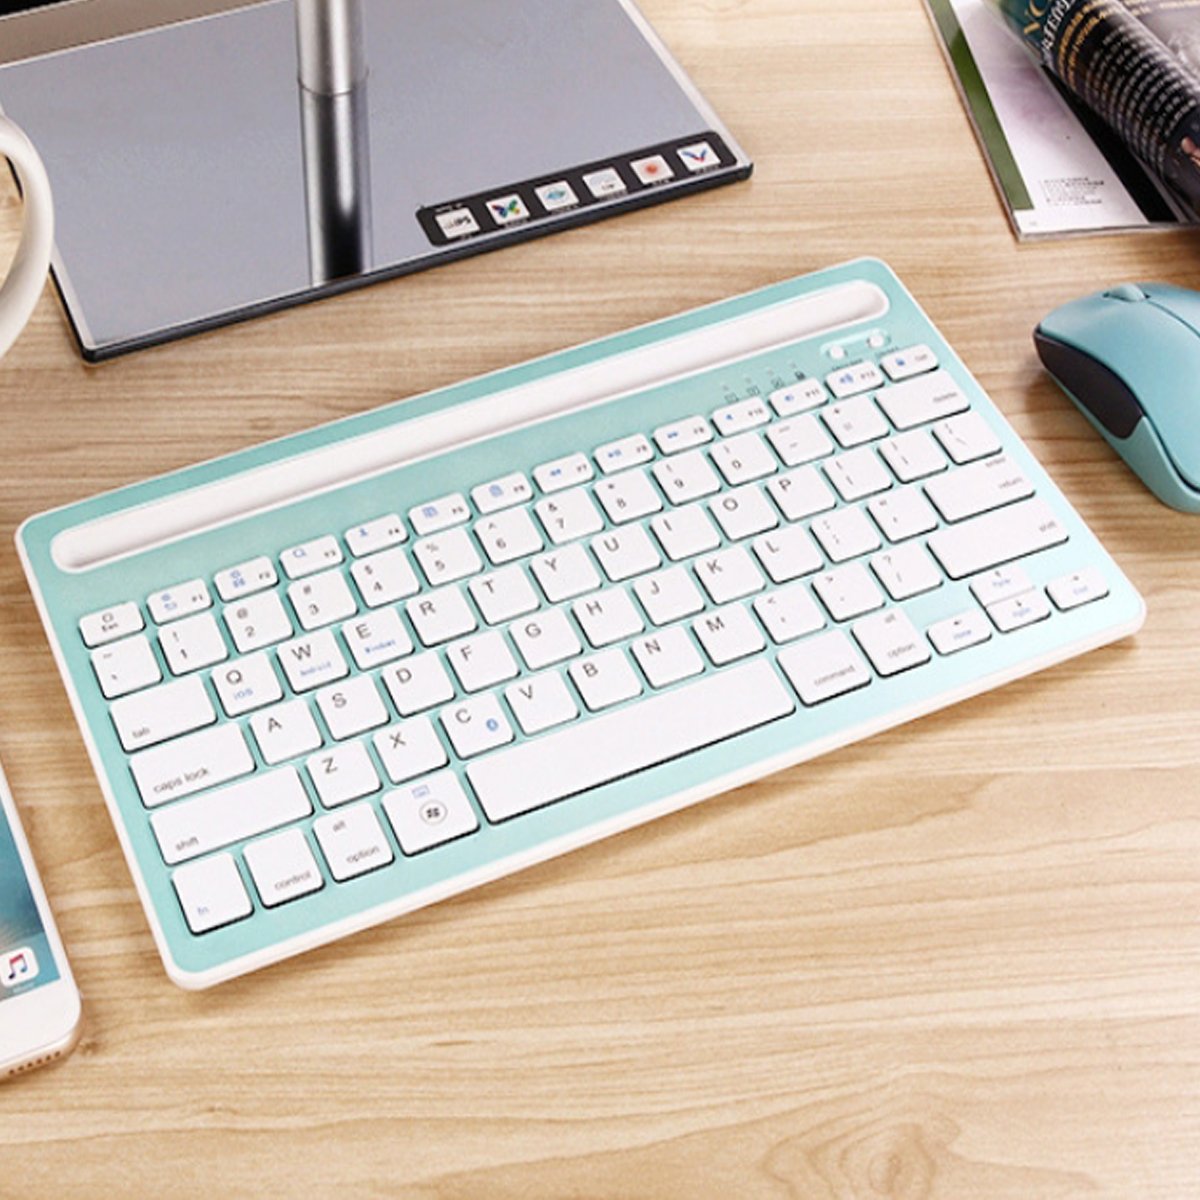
19 259 1145 988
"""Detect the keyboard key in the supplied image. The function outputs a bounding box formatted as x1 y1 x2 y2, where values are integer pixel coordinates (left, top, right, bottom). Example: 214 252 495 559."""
822 396 889 448
307 741 381 807
710 485 779 540
147 579 211 625
767 466 837 521
870 544 942 601
752 526 823 583
341 608 413 671
224 591 293 653
212 652 284 716
445 631 519 693
407 585 477 646
93 634 161 699
159 612 228 675
653 449 722 503
768 378 826 417
631 626 705 688
811 507 882 563
592 525 662 582
151 766 312 865
573 587 645 647
472 472 534 515
867 487 939 542
511 609 582 670
595 433 654 473
987 590 1052 633
380 653 455 717
875 369 969 429
825 361 884 399
469 565 540 625
693 604 766 665
754 583 826 644
928 610 992 656
278 628 349 692
879 430 948 483
130 723 254 808
467 661 794 823
80 600 143 647
695 546 766 605
881 343 937 381
214 556 278 602
534 452 594 494
414 528 484 586
851 609 931 676
710 432 778 485
650 504 721 561
1047 567 1109 611
535 488 605 545
530 543 601 603
633 567 706 626
933 412 1002 464
813 563 886 621
251 698 323 764
594 469 662 524
281 535 343 580
570 649 644 710
373 716 449 782
927 498 1068 579
653 415 712 455
925 455 1033 523
172 853 252 934
314 803 394 881
345 513 407 557
766 415 835 467
288 570 358 632
712 397 771 435
409 493 470 536
244 828 323 908
384 772 479 855
778 630 872 705
969 564 1035 608
315 675 388 740
505 671 579 735
474 508 543 566
111 675 215 752
350 547 421 607
441 693 515 757
824 449 893 503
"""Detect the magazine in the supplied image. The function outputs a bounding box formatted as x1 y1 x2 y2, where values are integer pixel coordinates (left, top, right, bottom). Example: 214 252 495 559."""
924 0 1200 237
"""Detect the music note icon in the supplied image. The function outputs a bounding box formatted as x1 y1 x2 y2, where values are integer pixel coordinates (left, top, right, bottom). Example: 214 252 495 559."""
1 946 38 988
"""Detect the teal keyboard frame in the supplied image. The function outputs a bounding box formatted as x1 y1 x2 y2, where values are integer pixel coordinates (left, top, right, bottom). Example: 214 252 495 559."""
19 259 1146 987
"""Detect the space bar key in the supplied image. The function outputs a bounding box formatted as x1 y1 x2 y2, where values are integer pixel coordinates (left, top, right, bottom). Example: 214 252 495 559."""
466 660 796 823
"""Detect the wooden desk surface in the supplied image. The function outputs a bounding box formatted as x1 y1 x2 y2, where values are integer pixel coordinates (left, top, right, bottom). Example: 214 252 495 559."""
1 2 1197 1195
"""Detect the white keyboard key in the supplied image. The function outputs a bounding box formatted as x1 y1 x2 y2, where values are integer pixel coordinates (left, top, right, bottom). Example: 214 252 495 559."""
511 608 583 670
879 430 948 483
813 563 886 621
407 585 477 646
573 587 645 647
531 543 601 603
471 472 533 515
467 661 794 822
244 828 323 908
754 583 826 644
752 526 823 584
811 507 882 563
414 528 484 586
928 610 992 656
384 772 478 855
213 652 284 716
693 604 765 665
852 609 931 677
766 414 835 467
870 544 943 601
534 452 594 494
822 396 889 448
778 630 872 705
824 448 893 503
341 608 413 671
769 378 827 417
474 509 544 568
441 693 515 757
988 590 1052 633
314 803 394 880
445 630 519 693
650 504 721 562
130 723 254 807
592 525 661 582
288 569 358 631
151 766 312 864
315 675 388 740
281 534 343 580
570 648 643 710
535 487 605 545
373 716 449 782
595 433 654 474
710 485 779 541
633 567 705 626
278 628 349 693
694 546 765 605
653 415 713 455
251 698 323 764
925 455 1034 523
93 635 161 699
969 564 1035 608
147 579 211 625
867 486 939 542
767 466 837 521
159 612 228 675
345 513 407 557
653 449 722 503
1047 567 1109 611
80 600 144 648
928 498 1068 579
934 412 1002 465
470 565 540 625
505 671 579 735
409 492 470 536
172 854 252 934
381 653 455 717
875 369 969 430
881 343 937 381
594 469 662 524
214 556 278 601
712 396 771 435
350 546 421 607
631 626 704 688
307 741 381 807
710 432 778 485
826 360 885 399
224 590 293 653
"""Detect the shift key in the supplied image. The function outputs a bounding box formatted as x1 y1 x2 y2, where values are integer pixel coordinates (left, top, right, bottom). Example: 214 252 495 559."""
928 498 1068 579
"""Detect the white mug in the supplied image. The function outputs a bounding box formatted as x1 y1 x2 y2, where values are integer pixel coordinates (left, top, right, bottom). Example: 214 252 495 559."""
0 114 53 361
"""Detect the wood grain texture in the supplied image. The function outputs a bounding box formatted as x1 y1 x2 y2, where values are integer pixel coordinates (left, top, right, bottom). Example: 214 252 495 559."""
1 1 1198 1196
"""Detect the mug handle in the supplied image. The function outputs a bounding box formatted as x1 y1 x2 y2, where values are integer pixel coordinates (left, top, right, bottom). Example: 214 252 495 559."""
0 114 54 360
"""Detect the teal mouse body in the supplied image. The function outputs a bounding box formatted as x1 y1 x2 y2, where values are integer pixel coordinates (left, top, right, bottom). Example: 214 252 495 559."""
1035 283 1200 513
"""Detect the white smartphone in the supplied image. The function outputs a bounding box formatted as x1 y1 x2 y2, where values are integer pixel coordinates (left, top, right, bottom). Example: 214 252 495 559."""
0 759 81 1079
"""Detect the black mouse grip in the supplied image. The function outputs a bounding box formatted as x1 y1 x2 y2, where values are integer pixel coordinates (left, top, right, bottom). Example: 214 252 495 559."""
1034 329 1143 440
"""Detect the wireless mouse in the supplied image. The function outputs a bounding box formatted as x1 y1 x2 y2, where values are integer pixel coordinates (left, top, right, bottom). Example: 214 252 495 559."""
1035 282 1200 513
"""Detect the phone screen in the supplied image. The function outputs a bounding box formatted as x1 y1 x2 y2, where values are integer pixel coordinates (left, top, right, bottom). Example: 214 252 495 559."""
0 801 59 1003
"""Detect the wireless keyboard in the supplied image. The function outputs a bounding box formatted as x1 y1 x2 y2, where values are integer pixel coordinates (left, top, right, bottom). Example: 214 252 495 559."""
19 259 1145 988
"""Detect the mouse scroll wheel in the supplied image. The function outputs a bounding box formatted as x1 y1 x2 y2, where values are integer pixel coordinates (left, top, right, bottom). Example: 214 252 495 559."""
1104 284 1149 303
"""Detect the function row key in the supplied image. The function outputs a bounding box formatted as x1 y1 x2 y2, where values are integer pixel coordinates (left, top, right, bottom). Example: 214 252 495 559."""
881 343 938 382
147 579 211 625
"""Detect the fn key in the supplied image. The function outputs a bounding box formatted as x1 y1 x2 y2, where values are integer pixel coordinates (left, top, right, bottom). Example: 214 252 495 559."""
172 853 252 934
